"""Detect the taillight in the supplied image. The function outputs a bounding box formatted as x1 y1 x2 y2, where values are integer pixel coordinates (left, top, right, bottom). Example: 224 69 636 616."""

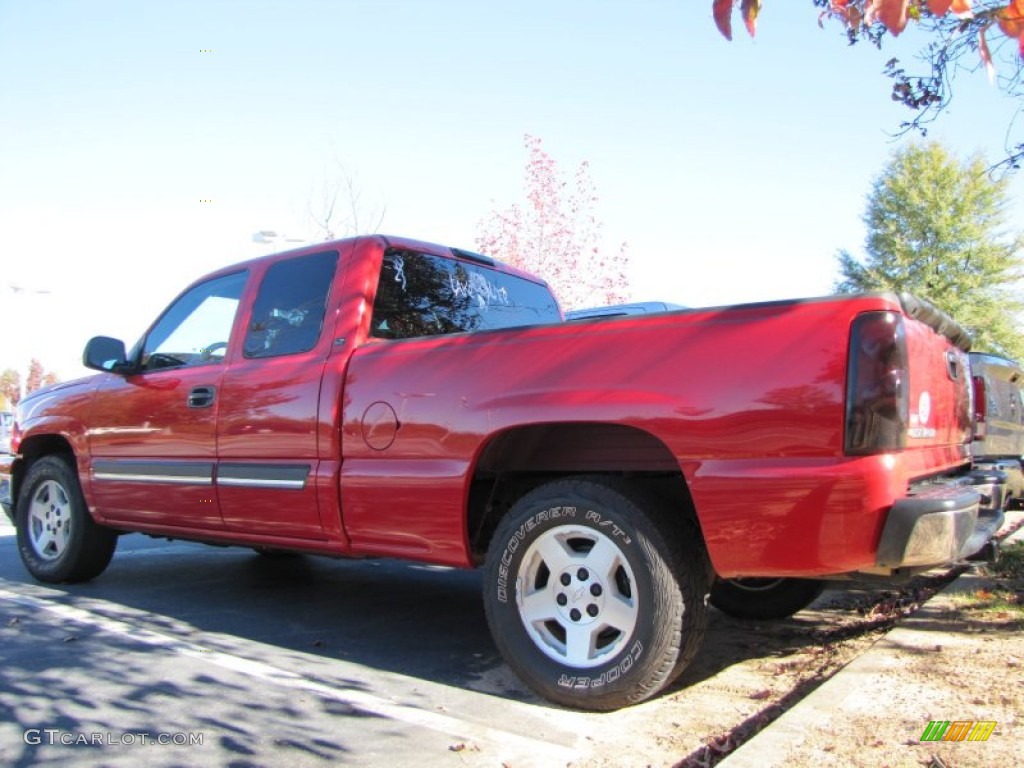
845 311 909 455
972 375 987 440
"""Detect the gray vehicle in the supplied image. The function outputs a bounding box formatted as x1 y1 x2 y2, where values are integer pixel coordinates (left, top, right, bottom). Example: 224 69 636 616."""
0 411 12 455
969 352 1024 505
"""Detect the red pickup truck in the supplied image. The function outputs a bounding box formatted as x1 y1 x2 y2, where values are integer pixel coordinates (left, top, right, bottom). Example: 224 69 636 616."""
0 235 1003 710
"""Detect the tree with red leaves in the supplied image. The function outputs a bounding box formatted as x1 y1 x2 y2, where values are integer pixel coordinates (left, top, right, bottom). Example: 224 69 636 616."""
25 359 45 395
476 135 630 311
24 359 59 396
0 369 20 409
713 0 1024 168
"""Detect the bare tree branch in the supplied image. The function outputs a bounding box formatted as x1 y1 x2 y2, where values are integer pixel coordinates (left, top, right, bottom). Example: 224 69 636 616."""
308 159 386 241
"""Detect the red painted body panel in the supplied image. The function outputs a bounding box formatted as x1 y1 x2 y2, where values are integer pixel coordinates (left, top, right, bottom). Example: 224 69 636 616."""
218 478 322 538
13 377 99 506
339 293 970 574
86 366 224 528
7 235 977 581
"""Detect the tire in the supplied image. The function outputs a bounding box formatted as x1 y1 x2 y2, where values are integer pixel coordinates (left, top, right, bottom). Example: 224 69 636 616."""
709 577 825 620
482 477 709 711
16 455 117 583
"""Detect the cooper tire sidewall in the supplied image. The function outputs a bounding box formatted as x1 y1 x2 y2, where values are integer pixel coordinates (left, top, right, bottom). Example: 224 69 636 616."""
485 489 673 705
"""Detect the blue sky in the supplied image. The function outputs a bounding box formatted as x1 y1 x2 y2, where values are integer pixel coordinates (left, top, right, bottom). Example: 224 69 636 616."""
2 0 1022 379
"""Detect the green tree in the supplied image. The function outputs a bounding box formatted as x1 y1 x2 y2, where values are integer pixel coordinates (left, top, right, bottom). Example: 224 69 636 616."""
835 141 1024 358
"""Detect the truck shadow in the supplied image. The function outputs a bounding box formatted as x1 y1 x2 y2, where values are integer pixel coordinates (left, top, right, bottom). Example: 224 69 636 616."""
0 533 928 719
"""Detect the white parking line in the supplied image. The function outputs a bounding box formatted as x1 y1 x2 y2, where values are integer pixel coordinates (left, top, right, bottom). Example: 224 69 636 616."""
0 587 581 763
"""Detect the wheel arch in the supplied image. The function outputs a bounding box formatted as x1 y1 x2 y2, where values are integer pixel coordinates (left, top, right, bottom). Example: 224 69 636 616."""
465 422 704 562
12 433 77 515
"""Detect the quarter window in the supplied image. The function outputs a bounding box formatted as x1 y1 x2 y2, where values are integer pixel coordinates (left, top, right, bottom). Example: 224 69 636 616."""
371 250 560 340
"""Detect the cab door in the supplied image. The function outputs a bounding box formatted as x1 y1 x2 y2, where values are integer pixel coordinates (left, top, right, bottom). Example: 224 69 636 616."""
216 249 340 538
87 270 248 528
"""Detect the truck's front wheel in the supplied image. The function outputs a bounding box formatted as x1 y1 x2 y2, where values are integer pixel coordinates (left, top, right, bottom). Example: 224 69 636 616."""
16 455 117 583
482 477 709 711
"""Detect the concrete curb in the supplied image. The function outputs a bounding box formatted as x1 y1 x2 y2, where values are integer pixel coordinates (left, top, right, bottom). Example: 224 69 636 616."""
717 514 1023 768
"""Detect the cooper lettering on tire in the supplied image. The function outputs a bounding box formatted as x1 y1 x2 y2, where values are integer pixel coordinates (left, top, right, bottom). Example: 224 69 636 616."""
483 477 709 711
16 455 118 584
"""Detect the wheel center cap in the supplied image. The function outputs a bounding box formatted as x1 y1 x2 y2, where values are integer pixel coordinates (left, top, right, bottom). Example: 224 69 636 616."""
554 568 606 625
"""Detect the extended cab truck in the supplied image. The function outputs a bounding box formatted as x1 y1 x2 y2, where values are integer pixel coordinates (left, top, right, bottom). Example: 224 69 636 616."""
0 235 1003 710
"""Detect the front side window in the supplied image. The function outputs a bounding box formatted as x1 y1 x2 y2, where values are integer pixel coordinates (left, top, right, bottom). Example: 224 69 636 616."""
370 250 560 340
139 271 248 372
244 250 338 358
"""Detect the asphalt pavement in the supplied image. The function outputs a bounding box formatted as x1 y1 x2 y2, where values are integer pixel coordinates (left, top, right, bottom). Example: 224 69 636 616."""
2 511 1019 767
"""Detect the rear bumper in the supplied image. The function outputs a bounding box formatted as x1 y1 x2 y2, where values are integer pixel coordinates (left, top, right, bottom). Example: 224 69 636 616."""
876 470 1005 569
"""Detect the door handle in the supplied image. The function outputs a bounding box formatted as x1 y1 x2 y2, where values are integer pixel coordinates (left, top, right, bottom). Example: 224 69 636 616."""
945 351 961 381
188 385 216 409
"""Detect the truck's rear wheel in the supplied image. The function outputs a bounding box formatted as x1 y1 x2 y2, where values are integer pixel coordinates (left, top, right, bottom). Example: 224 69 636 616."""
709 577 825 620
16 455 117 583
482 477 709 711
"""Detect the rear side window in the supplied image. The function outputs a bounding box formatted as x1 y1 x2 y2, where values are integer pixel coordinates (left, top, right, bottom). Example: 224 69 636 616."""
244 250 339 358
370 250 560 340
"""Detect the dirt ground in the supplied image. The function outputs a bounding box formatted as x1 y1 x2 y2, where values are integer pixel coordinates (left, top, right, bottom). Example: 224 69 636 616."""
569 513 1023 768
734 540 1024 768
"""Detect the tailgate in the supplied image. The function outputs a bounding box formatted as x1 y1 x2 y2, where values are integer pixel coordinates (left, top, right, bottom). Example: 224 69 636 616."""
898 293 972 469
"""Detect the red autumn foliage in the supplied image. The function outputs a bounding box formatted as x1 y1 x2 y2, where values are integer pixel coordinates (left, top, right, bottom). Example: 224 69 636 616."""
713 0 1024 88
475 135 630 311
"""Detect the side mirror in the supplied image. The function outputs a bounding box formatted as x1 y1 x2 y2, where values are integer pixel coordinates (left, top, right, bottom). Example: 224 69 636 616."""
83 336 131 374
